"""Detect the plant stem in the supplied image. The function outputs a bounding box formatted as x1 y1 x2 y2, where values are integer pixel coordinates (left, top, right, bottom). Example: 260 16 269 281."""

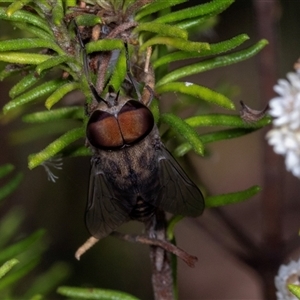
147 211 174 300
253 0 284 298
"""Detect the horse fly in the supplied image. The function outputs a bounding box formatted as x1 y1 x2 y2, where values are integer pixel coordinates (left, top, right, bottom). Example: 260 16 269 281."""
75 28 204 259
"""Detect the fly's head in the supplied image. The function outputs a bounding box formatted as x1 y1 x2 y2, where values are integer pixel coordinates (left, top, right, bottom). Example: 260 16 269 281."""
86 90 154 150
75 23 155 151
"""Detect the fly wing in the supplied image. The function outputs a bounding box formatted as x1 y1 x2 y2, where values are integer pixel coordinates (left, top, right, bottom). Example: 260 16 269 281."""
157 147 204 217
85 159 130 239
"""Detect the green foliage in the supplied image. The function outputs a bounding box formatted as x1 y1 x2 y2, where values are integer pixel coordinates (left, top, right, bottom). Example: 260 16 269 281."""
289 284 300 299
57 286 140 300
205 186 261 208
0 164 23 202
0 0 269 298
0 164 70 298
0 0 267 181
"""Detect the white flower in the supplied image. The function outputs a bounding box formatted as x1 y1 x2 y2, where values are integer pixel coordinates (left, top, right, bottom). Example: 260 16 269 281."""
266 72 300 178
275 259 300 300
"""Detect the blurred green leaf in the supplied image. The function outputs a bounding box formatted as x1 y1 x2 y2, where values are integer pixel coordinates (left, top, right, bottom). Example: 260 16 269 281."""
0 257 40 291
0 208 25 249
0 172 23 202
0 164 14 179
0 229 45 264
24 262 70 298
0 259 19 279
206 185 261 208
167 215 184 241
57 286 140 300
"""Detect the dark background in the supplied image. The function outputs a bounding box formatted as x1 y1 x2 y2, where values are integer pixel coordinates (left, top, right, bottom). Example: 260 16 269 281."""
1 0 300 299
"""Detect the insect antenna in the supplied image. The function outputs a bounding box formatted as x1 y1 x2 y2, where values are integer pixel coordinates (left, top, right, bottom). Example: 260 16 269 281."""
75 22 108 105
124 42 142 100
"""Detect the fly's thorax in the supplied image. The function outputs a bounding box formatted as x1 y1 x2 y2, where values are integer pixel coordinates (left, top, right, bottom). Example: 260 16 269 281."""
86 95 155 150
92 124 162 195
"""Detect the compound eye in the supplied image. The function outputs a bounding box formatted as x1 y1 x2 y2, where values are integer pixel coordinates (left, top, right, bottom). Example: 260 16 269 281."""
118 100 154 144
87 110 123 149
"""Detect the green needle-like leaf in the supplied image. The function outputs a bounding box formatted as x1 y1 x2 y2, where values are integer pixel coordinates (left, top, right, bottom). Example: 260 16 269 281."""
0 164 14 179
153 34 250 69
28 127 85 169
75 14 102 26
35 55 76 75
140 37 209 53
6 0 32 16
0 38 63 54
0 259 19 279
288 284 300 299
174 124 270 157
205 185 261 207
9 72 45 98
185 114 271 128
154 0 234 24
106 49 126 92
3 79 66 114
134 23 188 40
86 39 124 53
200 127 267 144
12 21 52 39
0 8 51 34
0 173 23 202
0 52 51 65
57 286 140 300
0 230 45 264
167 215 184 241
52 0 64 26
156 82 235 110
45 82 81 109
0 208 25 249
135 0 187 21
23 107 84 123
0 64 32 81
0 258 40 291
156 40 268 87
161 113 204 156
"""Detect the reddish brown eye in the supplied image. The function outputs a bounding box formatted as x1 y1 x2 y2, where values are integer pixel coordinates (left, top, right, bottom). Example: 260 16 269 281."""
87 110 123 149
87 101 154 150
118 100 154 144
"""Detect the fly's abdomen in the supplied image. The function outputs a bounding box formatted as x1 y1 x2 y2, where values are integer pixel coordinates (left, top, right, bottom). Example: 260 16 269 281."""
129 196 156 221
